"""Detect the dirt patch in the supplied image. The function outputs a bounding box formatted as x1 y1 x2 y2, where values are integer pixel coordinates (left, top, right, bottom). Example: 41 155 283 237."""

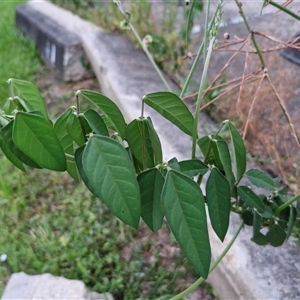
35 68 100 118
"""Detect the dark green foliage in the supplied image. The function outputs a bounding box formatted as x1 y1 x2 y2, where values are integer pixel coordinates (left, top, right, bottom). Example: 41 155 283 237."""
0 79 298 284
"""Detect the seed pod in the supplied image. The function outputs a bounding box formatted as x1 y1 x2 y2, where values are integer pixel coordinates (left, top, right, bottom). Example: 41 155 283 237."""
142 35 153 47
223 32 230 40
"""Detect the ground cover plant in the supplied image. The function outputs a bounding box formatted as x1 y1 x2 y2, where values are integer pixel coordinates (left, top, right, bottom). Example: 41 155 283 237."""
0 0 41 104
1 0 300 299
0 2 213 298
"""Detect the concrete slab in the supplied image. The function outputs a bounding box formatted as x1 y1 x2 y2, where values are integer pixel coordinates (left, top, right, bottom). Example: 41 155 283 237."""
11 1 300 299
1 272 114 300
16 3 94 81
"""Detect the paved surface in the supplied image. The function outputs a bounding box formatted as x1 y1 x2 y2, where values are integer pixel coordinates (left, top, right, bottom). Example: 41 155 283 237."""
4 1 300 299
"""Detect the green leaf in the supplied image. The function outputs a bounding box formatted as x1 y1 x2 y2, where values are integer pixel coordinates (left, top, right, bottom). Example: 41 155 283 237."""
145 117 163 164
197 135 222 169
82 135 141 228
78 114 92 136
251 211 268 245
126 118 163 170
252 232 268 246
161 170 211 278
143 92 194 136
54 108 79 180
286 205 296 240
206 168 231 241
266 224 287 247
245 169 275 191
168 157 181 171
54 108 74 154
237 186 265 213
0 115 9 127
137 168 165 232
0 134 25 171
8 78 48 119
3 98 15 115
241 210 253 226
226 121 246 182
178 159 209 177
83 109 109 136
126 119 154 169
259 205 273 219
66 113 86 147
66 155 80 181
1 120 40 169
212 139 235 187
13 112 66 171
252 210 262 236
78 90 127 139
75 145 96 194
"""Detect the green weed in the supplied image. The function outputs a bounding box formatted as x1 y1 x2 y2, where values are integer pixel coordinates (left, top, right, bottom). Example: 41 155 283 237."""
0 156 188 298
0 0 42 104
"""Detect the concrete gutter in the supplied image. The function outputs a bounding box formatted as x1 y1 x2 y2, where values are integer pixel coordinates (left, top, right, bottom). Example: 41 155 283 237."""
4 1 300 299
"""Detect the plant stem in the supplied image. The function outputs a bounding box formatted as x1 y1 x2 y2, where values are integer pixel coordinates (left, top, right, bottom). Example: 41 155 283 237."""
180 5 218 98
203 0 210 66
264 0 300 21
234 0 265 67
170 221 244 300
65 153 75 161
185 0 195 48
76 95 87 143
114 1 172 92
192 37 215 159
274 193 300 215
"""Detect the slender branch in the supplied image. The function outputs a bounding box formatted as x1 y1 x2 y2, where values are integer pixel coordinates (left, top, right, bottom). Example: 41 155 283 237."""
234 0 265 67
141 100 145 119
114 1 172 92
199 76 259 111
265 73 300 146
236 38 250 115
185 0 195 48
243 72 266 139
204 34 251 96
65 153 75 161
264 0 300 21
76 94 87 143
203 0 211 65
179 7 218 98
170 221 244 300
192 37 215 158
274 193 300 215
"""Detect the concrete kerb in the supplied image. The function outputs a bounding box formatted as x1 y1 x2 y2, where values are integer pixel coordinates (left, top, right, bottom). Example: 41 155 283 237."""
1 272 114 300
5 1 300 299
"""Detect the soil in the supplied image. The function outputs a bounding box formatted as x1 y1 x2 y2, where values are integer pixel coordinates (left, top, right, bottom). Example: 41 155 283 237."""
34 67 215 300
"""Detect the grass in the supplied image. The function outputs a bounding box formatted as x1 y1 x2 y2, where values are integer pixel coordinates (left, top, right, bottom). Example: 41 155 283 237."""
0 158 188 299
0 0 42 104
